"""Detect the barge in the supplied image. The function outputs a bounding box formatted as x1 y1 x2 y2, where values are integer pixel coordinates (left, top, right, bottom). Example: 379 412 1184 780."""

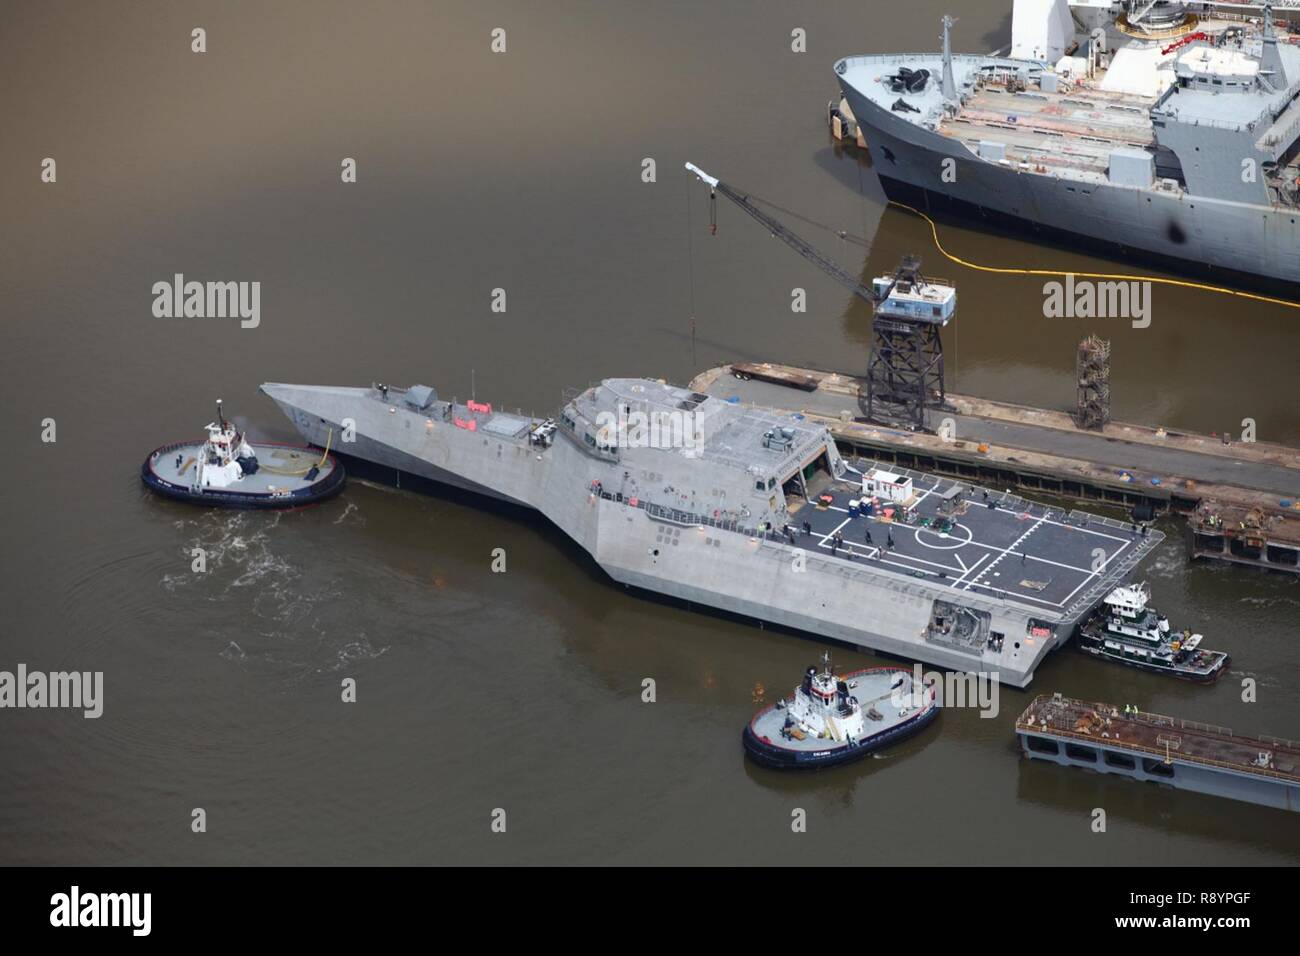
1016 693 1300 812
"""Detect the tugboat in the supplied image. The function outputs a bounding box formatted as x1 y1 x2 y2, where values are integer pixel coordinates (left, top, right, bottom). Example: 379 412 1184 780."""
142 400 345 509
1077 583 1229 682
743 654 939 770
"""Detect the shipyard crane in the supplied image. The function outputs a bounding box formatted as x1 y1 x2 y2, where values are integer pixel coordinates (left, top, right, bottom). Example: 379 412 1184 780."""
683 162 891 310
684 162 954 429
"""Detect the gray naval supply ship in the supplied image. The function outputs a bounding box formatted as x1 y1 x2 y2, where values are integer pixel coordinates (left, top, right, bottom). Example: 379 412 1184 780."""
261 371 1161 687
831 0 1300 288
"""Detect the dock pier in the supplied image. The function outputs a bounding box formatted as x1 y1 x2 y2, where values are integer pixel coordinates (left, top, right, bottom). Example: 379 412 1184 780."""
689 362 1300 575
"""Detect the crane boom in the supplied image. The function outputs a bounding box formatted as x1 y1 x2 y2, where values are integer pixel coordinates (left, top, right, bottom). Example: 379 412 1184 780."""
684 162 880 309
684 161 955 430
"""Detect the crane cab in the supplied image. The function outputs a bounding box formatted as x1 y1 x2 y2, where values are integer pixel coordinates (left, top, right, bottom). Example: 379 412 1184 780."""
872 274 956 324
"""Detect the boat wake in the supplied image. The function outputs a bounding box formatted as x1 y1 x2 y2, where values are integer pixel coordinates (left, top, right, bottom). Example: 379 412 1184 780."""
333 500 362 525
161 510 389 680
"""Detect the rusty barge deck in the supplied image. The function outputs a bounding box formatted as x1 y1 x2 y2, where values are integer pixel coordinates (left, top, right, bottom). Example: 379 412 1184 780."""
1016 693 1300 812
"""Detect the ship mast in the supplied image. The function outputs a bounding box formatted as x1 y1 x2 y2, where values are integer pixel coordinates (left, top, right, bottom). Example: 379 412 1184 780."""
941 15 958 105
1260 3 1289 89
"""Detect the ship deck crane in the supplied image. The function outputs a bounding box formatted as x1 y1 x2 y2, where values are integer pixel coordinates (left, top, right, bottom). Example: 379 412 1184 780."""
684 162 953 429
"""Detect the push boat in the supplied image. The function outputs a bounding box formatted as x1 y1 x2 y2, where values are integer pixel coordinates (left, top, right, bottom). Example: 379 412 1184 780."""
142 400 345 509
1077 582 1228 682
744 655 939 770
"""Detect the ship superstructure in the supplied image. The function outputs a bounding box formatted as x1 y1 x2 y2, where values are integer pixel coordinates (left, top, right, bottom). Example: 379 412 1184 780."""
833 1 1300 285
262 374 1162 686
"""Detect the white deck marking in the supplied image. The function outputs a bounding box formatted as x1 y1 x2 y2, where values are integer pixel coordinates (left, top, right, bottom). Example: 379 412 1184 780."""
950 553 988 590
962 580 1066 610
804 462 1147 608
964 540 1111 577
1032 514 1128 543
964 514 1047 591
817 516 852 547
814 507 1114 579
1057 539 1132 610
817 538 963 576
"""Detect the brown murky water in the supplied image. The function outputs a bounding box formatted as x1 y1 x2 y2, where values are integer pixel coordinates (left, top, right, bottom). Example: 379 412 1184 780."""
2 0 1299 864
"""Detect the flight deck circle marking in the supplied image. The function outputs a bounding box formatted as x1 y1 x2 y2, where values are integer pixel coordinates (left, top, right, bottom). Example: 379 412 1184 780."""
915 523 972 550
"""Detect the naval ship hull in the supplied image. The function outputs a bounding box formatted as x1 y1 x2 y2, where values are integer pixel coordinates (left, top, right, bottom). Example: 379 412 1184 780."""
837 62 1300 292
262 379 1160 688
873 171 1300 298
321 430 529 508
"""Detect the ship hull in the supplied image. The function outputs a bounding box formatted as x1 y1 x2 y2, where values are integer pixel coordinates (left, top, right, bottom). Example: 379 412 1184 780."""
1076 638 1230 683
838 67 1300 293
141 442 345 510
261 380 1159 688
743 701 938 770
876 174 1300 299
1017 727 1300 812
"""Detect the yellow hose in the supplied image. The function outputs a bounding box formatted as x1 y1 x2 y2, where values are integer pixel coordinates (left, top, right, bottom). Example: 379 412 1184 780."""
887 201 1300 311
257 428 334 477
315 427 333 468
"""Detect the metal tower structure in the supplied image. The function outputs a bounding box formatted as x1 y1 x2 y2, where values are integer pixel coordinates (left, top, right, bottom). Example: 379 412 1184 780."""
1076 334 1112 430
866 256 950 428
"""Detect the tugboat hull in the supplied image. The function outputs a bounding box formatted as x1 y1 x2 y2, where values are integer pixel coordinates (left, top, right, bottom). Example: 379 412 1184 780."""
743 666 940 771
141 441 345 509
1077 637 1230 684
743 703 938 770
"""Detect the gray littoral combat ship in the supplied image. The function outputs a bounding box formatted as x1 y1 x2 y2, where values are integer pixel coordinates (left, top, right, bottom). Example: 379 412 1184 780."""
261 376 1161 687
832 1 1300 287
